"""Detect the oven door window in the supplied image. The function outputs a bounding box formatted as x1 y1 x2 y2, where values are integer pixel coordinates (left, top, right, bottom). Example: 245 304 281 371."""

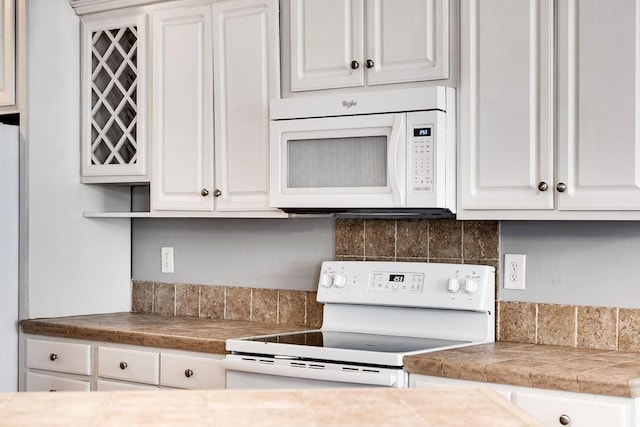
287 135 387 188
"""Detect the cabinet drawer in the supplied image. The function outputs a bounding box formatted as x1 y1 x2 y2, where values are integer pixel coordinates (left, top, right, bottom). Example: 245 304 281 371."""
26 339 91 375
26 372 90 392
96 379 159 391
515 392 626 427
160 353 225 389
98 346 159 385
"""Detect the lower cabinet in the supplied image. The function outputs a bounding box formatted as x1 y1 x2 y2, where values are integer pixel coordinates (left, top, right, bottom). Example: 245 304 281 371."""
24 336 226 392
410 374 637 427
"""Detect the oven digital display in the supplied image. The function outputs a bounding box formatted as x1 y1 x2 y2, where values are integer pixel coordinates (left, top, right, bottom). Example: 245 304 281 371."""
389 274 404 282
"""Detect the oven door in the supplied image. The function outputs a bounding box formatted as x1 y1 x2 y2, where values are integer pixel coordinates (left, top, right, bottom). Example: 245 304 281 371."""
269 113 407 209
223 354 406 389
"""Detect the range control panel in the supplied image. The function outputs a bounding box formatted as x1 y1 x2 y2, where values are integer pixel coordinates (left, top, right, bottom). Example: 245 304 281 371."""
317 261 495 312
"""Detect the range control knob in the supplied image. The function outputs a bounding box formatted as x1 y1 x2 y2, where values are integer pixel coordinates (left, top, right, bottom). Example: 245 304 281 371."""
333 274 347 288
463 279 479 294
319 273 333 288
447 278 461 293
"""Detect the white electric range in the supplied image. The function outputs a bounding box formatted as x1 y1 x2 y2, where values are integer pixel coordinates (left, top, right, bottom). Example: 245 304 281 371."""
224 261 495 389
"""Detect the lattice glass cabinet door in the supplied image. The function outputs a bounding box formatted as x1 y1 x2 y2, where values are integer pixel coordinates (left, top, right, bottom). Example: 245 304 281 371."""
81 14 147 181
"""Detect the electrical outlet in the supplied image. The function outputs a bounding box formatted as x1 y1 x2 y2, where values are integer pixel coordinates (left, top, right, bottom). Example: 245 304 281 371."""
504 254 525 290
161 247 174 273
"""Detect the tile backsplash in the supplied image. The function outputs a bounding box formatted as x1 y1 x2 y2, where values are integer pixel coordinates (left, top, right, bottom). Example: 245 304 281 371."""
132 218 640 352
335 219 500 265
498 301 640 352
132 281 323 328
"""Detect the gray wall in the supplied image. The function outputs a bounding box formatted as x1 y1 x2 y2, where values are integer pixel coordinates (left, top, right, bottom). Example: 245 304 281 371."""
500 221 640 308
132 218 335 291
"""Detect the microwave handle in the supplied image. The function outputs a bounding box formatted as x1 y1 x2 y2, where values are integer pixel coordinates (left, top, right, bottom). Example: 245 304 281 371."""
389 114 406 207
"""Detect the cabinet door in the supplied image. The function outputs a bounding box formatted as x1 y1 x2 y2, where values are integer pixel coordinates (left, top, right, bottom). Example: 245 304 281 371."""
26 339 92 376
81 14 147 180
97 346 159 385
459 0 554 210
0 0 15 106
151 5 214 211
365 0 448 86
25 372 90 392
212 0 278 211
515 392 626 427
160 353 225 389
557 0 640 210
289 0 364 91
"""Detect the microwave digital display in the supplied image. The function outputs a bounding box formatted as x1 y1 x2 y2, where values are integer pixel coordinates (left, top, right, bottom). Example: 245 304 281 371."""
389 274 405 282
413 127 431 137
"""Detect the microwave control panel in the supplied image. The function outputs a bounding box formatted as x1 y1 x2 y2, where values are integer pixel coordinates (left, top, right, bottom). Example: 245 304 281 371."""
410 125 434 193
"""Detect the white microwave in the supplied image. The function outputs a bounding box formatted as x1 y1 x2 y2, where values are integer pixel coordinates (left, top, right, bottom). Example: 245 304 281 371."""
269 87 456 215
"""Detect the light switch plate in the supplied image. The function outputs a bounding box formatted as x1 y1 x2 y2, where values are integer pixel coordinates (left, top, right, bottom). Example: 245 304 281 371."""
504 254 525 290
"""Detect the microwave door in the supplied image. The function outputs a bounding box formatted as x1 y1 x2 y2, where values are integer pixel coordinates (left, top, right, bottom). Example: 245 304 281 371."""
270 114 405 208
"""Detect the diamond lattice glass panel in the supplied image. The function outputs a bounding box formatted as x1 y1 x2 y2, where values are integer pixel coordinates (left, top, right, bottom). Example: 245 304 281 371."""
90 25 139 166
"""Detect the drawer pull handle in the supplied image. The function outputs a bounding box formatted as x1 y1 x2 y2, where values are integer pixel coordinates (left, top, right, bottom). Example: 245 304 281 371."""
119 361 128 370
184 369 194 378
49 389 57 392
559 414 571 425
49 353 58 361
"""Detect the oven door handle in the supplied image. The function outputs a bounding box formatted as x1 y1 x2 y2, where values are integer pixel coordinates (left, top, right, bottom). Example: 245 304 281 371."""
223 358 398 387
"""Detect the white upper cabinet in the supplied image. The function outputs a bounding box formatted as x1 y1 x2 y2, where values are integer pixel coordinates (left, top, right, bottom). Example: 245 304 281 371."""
212 0 278 212
459 0 554 211
459 0 640 219
0 0 15 107
287 0 449 93
556 0 640 211
80 13 148 182
289 0 364 91
74 0 282 216
151 5 214 211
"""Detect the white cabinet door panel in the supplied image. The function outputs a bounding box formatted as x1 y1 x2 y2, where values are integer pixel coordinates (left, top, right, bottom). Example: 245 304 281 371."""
557 0 640 210
25 372 90 392
515 392 626 427
289 0 364 91
160 353 225 389
97 346 159 385
96 379 159 391
460 0 554 210
0 0 14 106
152 6 214 211
365 0 448 85
26 339 92 376
212 0 278 211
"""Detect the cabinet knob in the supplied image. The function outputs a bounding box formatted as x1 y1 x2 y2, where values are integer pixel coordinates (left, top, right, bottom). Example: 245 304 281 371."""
350 60 360 70
184 369 194 378
537 182 548 191
559 414 571 425
201 189 209 197
119 361 128 370
213 189 222 197
365 59 375 68
49 353 58 361
556 182 567 193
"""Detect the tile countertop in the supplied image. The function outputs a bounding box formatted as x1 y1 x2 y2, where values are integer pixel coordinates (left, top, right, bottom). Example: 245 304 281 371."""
20 313 311 354
0 387 542 426
404 342 640 398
